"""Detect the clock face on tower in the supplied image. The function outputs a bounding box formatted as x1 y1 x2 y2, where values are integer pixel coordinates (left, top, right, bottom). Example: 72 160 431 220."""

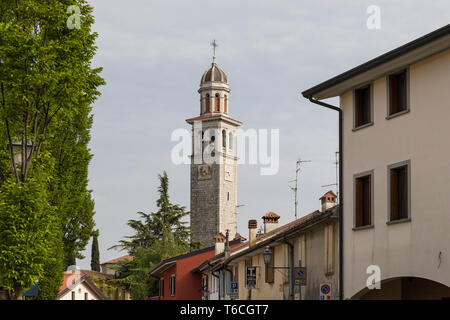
197 164 212 181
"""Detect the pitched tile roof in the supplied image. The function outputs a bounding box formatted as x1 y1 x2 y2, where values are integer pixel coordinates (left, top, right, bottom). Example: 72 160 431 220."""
58 271 107 300
101 255 133 265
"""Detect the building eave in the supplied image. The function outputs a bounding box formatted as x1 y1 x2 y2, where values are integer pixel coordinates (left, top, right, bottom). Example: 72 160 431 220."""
222 208 338 265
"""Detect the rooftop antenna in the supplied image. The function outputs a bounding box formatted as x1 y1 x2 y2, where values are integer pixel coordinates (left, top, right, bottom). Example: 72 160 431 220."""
321 151 339 202
227 204 245 235
289 159 311 220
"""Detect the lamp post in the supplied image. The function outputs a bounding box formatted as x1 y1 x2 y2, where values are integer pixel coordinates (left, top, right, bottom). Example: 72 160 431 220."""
262 245 295 300
263 246 273 266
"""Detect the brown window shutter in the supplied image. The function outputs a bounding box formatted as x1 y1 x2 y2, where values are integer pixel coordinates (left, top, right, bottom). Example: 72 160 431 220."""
390 169 399 221
355 178 363 227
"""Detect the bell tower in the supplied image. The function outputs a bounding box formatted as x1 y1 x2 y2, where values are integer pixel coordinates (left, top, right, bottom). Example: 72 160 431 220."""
186 50 242 248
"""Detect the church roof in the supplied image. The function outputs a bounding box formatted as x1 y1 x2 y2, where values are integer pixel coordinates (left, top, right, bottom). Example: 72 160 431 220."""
200 57 228 84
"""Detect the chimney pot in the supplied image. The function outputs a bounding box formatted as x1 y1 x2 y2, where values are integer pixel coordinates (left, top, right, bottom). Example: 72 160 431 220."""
248 220 257 247
320 191 337 212
262 212 280 234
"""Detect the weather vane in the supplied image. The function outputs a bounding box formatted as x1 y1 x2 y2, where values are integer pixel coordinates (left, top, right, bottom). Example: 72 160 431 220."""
211 39 218 56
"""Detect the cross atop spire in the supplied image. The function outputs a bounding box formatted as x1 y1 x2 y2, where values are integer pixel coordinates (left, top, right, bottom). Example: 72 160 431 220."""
211 39 218 58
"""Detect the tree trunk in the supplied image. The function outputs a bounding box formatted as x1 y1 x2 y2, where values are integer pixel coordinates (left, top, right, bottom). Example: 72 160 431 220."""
12 285 23 300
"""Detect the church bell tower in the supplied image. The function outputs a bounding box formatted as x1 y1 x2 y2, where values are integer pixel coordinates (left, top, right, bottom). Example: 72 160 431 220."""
186 49 242 248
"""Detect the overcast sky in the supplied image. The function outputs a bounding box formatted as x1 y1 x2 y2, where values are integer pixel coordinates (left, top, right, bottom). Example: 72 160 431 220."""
78 0 449 268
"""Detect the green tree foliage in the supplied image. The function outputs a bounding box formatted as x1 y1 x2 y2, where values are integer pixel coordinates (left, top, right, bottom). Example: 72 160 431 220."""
91 230 100 272
0 1 104 299
112 172 199 299
113 172 199 253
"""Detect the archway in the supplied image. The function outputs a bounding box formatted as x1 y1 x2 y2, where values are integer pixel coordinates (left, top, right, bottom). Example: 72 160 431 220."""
352 277 450 300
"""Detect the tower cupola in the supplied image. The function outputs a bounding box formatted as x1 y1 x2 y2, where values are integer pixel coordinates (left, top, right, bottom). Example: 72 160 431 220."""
198 56 230 115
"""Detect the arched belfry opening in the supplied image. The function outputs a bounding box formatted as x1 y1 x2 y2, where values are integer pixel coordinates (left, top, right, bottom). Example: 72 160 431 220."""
222 130 226 148
205 94 210 113
215 93 220 112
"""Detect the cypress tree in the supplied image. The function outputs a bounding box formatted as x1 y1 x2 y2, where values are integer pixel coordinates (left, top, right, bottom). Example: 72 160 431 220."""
91 231 100 272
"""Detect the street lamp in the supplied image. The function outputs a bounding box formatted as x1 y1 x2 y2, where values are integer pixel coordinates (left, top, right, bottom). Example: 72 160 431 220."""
263 246 273 266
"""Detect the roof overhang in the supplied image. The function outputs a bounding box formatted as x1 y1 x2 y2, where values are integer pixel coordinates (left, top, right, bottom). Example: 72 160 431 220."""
224 209 337 265
148 261 177 277
302 24 450 100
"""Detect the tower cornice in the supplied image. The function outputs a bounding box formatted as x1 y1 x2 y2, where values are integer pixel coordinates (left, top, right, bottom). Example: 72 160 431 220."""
185 114 243 127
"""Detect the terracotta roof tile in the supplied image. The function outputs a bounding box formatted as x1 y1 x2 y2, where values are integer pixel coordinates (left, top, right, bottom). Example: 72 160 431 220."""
262 211 280 219
101 255 133 265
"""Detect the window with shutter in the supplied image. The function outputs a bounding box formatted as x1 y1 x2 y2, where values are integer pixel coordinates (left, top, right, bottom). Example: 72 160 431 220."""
354 85 372 128
388 69 408 116
354 172 373 228
388 161 410 222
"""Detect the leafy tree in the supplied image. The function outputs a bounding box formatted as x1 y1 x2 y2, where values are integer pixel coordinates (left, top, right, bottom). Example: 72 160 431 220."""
0 0 104 299
113 172 199 254
91 230 100 272
112 172 199 299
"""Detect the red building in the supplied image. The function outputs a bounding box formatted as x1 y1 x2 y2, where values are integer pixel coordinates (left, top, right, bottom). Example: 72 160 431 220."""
149 237 242 300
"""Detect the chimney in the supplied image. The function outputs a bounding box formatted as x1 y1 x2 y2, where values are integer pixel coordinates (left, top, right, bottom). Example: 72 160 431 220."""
214 232 226 255
248 220 257 247
320 191 337 212
224 229 230 259
262 212 280 233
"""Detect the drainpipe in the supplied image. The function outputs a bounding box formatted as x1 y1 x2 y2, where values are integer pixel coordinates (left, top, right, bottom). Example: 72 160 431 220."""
307 96 344 300
283 239 294 301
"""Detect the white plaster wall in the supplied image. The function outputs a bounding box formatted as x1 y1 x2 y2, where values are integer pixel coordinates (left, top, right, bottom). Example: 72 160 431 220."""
341 49 450 298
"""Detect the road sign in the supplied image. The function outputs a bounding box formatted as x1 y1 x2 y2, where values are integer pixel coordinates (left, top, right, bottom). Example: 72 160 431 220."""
229 282 239 299
246 267 256 289
319 282 332 300
294 267 307 285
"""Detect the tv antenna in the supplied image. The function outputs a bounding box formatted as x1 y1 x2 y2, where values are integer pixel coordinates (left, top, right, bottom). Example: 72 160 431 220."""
289 159 311 220
321 151 339 202
227 204 245 235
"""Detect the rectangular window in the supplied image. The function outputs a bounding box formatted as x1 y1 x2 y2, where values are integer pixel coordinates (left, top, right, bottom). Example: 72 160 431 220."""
169 275 176 296
159 279 164 297
389 161 410 222
354 85 372 128
388 69 408 116
84 292 88 300
354 172 373 228
72 291 75 300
